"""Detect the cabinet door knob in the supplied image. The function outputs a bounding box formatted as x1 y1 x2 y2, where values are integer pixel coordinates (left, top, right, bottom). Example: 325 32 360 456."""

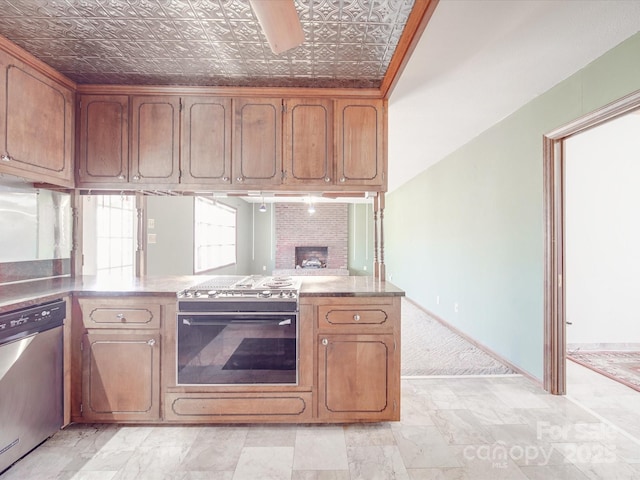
116 313 126 322
132 175 140 181
353 314 361 321
147 339 156 346
222 176 229 182
339 177 346 183
117 174 126 180
324 176 331 182
1 154 10 162
321 338 328 346
236 176 244 183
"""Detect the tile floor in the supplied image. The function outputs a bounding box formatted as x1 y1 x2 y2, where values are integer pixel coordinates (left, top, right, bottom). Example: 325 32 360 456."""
1 362 639 480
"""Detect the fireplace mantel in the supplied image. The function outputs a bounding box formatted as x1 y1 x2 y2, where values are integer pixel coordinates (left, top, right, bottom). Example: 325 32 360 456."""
272 269 349 276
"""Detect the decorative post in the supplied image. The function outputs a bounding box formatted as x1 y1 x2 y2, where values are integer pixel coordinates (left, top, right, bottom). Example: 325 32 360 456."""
373 195 379 277
135 192 146 278
70 190 83 277
374 192 386 280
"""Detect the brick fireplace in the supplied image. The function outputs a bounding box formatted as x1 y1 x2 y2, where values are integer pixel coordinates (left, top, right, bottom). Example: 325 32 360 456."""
296 246 328 269
275 203 348 272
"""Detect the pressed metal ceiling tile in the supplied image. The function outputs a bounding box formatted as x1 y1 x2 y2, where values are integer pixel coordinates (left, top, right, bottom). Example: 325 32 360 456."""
0 0 417 87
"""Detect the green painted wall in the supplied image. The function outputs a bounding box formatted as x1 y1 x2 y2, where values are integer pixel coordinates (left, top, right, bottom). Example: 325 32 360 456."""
386 32 640 380
146 196 255 276
250 203 276 275
348 203 374 275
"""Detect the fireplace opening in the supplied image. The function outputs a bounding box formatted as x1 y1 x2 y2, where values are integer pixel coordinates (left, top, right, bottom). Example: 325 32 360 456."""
295 246 328 269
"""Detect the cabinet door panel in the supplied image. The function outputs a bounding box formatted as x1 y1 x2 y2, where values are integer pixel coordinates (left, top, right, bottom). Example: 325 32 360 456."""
0 50 73 185
131 96 180 184
284 98 332 185
181 96 231 185
318 334 395 420
78 95 128 183
336 99 384 187
233 98 282 185
82 331 160 421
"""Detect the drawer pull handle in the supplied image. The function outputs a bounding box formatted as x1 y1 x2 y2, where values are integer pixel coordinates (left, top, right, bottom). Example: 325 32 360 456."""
147 339 156 346
116 313 125 322
353 314 361 321
321 338 328 346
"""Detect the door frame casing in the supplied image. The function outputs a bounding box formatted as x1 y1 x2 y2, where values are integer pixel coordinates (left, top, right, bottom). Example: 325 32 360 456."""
543 89 640 394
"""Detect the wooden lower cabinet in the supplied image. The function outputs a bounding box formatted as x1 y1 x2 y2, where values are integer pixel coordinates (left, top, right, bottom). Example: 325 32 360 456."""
317 334 398 421
312 295 401 422
81 330 160 422
71 294 400 424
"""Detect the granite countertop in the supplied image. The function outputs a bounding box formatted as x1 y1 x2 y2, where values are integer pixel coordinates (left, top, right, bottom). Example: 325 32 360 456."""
0 275 200 313
298 275 405 297
0 274 404 313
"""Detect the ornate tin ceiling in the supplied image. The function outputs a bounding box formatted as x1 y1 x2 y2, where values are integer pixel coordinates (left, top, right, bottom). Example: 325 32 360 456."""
0 0 416 88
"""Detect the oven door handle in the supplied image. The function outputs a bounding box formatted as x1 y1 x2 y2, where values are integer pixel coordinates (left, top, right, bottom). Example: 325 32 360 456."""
181 317 293 327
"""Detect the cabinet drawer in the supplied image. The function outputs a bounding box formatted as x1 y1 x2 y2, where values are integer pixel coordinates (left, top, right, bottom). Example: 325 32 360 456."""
318 304 392 331
165 392 312 423
79 298 161 329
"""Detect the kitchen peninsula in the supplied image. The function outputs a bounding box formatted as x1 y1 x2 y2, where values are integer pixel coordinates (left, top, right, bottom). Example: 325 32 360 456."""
0 11 405 427
0 275 403 425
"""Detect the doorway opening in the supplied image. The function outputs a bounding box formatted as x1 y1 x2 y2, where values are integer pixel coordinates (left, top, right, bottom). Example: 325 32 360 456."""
543 89 640 395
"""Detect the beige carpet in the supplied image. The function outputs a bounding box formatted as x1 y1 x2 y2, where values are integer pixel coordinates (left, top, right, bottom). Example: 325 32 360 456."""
401 298 515 376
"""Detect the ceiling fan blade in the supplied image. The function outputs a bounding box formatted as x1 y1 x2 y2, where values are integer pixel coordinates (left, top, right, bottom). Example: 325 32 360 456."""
249 0 305 55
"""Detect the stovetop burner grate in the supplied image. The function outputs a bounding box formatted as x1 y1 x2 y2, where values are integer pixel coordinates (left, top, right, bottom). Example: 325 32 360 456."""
192 275 251 290
262 279 294 288
178 275 301 300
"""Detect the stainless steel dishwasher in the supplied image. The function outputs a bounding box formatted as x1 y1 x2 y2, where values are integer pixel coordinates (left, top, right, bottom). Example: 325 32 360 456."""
0 299 65 474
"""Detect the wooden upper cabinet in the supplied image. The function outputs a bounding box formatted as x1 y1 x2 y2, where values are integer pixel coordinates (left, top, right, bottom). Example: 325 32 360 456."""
283 98 333 186
130 95 180 184
335 99 385 188
77 95 129 185
0 49 74 186
233 98 282 186
180 96 232 186
72 91 387 191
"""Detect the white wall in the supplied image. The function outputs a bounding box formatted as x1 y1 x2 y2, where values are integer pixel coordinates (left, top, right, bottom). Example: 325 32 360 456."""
565 111 640 345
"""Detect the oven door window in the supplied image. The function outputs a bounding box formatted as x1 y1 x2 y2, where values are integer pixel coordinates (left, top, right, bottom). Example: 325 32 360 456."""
177 313 297 385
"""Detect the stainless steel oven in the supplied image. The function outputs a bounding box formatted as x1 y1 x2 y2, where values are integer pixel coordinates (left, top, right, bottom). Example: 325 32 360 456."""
176 276 300 386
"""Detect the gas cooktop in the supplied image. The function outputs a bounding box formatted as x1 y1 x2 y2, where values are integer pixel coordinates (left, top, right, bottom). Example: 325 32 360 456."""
177 275 301 300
